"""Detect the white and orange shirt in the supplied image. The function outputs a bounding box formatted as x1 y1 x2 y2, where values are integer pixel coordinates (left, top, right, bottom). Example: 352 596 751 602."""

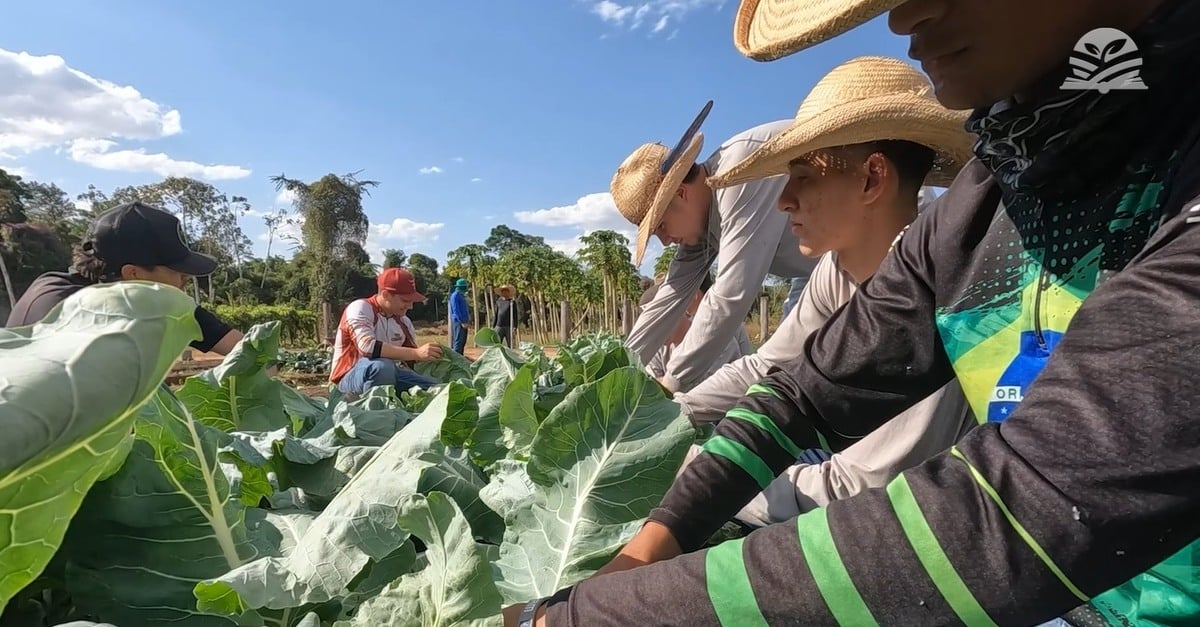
329 296 418 383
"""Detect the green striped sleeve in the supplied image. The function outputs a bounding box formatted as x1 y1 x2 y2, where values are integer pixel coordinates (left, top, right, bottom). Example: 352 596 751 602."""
796 507 879 626
702 435 774 488
887 474 999 626
705 538 770 627
725 407 804 458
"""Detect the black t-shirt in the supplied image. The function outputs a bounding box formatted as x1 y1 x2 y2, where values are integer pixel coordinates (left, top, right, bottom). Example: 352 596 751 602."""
6 271 233 353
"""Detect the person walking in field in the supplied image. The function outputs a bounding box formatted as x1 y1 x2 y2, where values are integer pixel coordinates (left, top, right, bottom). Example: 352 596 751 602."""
613 110 818 396
504 0 1200 624
328 267 442 396
492 284 516 347
448 277 471 354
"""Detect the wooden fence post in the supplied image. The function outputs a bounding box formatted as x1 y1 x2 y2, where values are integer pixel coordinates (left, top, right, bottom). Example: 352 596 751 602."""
560 300 570 345
759 295 769 345
321 302 335 346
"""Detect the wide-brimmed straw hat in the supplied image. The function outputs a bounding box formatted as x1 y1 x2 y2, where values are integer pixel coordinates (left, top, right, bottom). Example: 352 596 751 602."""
494 284 515 296
735 0 905 61
709 56 973 190
612 102 713 266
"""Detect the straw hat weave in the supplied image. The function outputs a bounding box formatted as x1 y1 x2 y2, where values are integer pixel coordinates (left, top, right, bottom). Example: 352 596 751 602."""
735 0 906 61
709 56 973 190
611 133 705 266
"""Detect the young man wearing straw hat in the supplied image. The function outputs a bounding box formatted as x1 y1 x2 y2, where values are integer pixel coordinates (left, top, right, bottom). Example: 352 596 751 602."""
668 56 978 530
504 0 1200 625
612 110 818 395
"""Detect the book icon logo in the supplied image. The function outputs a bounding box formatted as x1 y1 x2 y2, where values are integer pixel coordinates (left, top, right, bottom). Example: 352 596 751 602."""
1060 27 1148 93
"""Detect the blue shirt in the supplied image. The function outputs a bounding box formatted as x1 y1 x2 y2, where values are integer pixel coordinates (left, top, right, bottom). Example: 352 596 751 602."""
449 290 469 324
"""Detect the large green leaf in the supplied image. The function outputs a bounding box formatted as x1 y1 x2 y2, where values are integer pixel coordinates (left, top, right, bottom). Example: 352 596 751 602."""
61 387 306 626
0 282 201 613
336 492 503 627
194 386 503 618
493 366 693 602
413 346 472 384
177 322 292 432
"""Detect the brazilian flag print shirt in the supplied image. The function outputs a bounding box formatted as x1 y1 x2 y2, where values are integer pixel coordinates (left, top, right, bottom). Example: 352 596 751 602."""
541 151 1200 626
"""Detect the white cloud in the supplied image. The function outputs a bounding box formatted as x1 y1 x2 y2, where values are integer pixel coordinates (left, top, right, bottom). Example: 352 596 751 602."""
0 47 248 180
515 192 656 271
275 188 298 206
0 164 29 178
365 217 445 266
585 0 724 34
471 177 482 183
68 138 251 180
419 165 444 175
453 157 465 163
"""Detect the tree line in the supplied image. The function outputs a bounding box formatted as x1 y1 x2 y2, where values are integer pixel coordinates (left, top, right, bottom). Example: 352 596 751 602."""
0 167 677 345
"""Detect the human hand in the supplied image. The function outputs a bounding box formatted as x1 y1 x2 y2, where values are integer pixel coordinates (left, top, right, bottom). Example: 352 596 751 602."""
594 520 682 577
417 343 443 360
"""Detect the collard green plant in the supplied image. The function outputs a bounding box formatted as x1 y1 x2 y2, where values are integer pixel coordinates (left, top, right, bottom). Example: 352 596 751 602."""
2 316 696 626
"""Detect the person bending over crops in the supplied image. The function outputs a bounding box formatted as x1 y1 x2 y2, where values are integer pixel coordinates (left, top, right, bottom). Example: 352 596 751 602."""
670 56 977 530
6 201 246 356
640 272 751 384
613 111 818 397
328 267 442 397
504 0 1200 624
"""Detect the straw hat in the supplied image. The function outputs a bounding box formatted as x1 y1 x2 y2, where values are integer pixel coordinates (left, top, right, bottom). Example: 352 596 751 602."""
735 0 906 61
709 56 973 190
494 284 515 296
611 105 709 267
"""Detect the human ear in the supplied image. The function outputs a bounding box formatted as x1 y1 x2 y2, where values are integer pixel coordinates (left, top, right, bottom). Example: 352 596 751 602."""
119 264 140 281
861 153 889 205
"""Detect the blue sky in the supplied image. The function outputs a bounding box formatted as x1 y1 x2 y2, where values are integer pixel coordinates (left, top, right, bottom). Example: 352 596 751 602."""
0 0 913 274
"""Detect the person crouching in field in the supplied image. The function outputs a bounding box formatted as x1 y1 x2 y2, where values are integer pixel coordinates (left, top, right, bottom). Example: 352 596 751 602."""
639 273 751 385
328 267 443 398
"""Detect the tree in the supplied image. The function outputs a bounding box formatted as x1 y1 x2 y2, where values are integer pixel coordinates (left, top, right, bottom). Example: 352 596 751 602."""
484 224 547 256
578 230 640 334
0 168 30 307
407 252 445 323
271 171 378 340
653 245 677 279
23 181 89 244
382 248 407 269
445 243 493 332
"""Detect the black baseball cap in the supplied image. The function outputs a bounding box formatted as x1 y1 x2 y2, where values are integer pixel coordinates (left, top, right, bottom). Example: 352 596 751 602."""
82 201 218 276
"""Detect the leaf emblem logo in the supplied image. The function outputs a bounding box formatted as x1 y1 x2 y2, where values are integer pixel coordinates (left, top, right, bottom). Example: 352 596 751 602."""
1060 27 1148 94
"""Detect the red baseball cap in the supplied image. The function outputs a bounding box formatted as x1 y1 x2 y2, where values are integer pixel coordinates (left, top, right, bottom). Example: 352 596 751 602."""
377 268 426 302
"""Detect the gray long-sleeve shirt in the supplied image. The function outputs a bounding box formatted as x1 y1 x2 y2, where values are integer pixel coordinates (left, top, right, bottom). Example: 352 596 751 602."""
676 252 976 524
624 119 818 393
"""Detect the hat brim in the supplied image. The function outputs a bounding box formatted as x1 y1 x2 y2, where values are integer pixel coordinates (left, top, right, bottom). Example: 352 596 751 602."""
384 288 427 303
635 132 705 266
166 251 219 277
735 0 906 62
494 285 515 295
709 94 974 190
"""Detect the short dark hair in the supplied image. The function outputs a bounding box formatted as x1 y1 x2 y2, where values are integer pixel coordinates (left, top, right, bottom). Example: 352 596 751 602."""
847 140 937 194
71 244 119 283
682 162 705 184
